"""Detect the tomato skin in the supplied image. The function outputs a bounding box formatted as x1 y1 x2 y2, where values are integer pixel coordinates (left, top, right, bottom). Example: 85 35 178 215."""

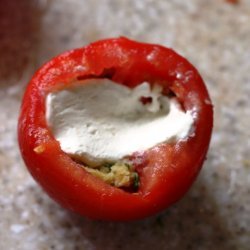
18 37 213 221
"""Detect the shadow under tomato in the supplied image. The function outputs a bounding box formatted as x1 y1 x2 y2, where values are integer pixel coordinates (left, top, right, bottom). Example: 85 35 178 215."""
0 0 45 81
54 156 236 250
64 183 234 250
22 140 238 249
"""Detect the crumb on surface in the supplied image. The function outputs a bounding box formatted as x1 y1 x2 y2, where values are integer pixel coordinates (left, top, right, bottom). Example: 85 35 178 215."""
33 145 45 154
225 0 239 5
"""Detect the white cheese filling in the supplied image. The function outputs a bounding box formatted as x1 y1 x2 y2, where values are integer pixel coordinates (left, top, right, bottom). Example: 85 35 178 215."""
46 79 194 166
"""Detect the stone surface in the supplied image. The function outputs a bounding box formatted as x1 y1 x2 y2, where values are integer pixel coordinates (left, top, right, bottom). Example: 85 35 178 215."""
0 0 249 249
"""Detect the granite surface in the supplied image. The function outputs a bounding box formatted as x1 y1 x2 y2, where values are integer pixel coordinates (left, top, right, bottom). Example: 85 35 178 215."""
0 0 250 249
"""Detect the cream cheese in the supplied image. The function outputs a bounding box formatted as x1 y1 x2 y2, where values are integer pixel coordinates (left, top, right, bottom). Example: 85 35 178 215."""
46 79 194 166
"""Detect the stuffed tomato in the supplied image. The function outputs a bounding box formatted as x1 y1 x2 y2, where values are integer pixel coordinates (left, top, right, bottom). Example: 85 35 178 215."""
18 37 213 221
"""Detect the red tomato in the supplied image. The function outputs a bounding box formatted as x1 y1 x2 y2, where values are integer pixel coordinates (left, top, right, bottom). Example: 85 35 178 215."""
18 37 213 221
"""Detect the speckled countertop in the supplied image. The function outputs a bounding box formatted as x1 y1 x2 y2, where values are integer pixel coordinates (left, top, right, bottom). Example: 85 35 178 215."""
0 0 250 249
